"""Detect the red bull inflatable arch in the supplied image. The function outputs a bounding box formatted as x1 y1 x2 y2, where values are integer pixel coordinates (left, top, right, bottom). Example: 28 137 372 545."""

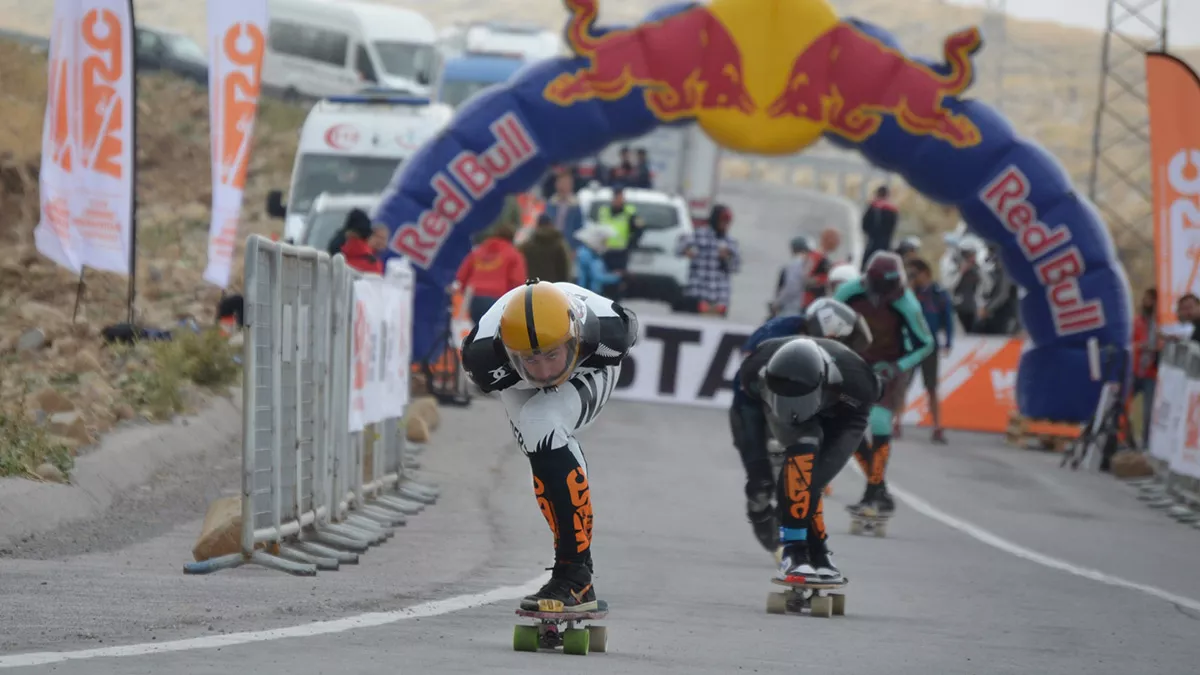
375 0 1132 423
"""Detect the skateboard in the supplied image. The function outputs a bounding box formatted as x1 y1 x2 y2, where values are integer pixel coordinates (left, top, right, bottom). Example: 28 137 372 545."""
847 507 892 537
513 600 609 656
766 577 847 618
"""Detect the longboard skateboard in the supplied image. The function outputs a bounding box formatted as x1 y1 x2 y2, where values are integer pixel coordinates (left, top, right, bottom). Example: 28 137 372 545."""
847 506 892 537
513 600 609 656
767 577 847 618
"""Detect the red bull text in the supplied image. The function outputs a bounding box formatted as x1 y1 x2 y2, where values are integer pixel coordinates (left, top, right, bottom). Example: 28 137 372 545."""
388 113 537 268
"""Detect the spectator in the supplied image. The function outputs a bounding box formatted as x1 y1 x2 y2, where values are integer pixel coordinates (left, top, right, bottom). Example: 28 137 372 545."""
977 243 1019 335
895 235 921 262
678 203 740 316
861 185 898 268
630 147 652 188
953 244 983 332
595 185 642 297
804 227 841 304
573 223 622 293
1133 287 1159 447
906 258 954 444
520 214 574 283
540 163 581 200
609 145 635 185
543 171 585 243
338 209 384 274
451 223 527 324
770 236 814 318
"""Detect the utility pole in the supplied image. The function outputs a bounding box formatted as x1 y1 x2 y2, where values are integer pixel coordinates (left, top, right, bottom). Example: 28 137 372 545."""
1087 0 1169 249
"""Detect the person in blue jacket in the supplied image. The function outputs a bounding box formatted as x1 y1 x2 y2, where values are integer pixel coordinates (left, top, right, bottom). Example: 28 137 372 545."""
833 251 934 518
573 224 622 293
730 297 873 552
905 257 954 444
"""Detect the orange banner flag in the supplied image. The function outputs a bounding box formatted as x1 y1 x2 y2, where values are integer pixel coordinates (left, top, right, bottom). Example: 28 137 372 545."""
1146 52 1200 327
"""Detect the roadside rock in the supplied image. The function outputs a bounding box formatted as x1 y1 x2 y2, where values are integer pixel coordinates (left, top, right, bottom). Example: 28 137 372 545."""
34 388 74 414
34 463 65 483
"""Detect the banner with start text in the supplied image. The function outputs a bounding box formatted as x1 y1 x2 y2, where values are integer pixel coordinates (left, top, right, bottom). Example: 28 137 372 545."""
610 313 1029 434
35 0 135 275
204 0 268 288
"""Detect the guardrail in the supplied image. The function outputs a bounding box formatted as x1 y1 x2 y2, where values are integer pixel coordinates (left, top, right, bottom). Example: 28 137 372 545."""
184 235 441 576
1135 340 1200 526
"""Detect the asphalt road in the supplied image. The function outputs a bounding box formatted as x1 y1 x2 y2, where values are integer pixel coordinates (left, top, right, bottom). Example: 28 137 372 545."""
1 179 1198 673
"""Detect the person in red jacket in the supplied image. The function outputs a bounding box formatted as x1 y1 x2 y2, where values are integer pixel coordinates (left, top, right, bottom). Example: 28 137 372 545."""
453 223 528 324
1132 287 1159 447
339 208 384 274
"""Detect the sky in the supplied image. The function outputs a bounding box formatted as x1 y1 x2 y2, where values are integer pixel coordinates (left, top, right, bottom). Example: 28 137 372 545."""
948 0 1199 46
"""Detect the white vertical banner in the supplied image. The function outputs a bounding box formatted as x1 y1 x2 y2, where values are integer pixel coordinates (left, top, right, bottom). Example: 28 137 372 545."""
204 0 268 288
35 0 135 274
1172 376 1200 480
385 259 415 417
348 279 380 433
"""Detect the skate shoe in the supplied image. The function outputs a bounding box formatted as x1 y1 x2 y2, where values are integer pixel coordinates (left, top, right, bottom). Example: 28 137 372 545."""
520 561 598 613
876 489 896 515
931 428 947 444
776 542 819 583
748 507 779 552
806 538 844 584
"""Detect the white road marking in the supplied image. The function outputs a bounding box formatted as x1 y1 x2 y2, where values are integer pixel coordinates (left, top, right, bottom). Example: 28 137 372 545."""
0 573 550 669
846 462 1200 613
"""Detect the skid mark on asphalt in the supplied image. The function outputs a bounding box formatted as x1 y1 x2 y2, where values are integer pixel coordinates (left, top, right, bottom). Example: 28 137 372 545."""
0 573 550 669
845 462 1200 613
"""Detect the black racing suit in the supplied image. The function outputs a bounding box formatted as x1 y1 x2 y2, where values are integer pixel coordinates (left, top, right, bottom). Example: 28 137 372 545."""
738 337 881 546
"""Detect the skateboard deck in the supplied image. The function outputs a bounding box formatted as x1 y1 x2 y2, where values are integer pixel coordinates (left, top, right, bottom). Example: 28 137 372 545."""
767 577 848 618
847 508 892 537
513 600 609 656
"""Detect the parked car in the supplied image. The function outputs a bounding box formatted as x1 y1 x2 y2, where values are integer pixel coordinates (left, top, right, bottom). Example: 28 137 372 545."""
576 185 694 308
135 27 208 86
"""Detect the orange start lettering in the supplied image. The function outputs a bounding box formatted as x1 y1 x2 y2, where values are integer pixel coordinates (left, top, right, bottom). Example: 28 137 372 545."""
80 9 125 179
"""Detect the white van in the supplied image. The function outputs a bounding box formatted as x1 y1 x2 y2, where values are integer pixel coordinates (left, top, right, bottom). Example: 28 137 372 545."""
576 185 694 308
438 21 563 62
264 0 440 99
266 93 453 242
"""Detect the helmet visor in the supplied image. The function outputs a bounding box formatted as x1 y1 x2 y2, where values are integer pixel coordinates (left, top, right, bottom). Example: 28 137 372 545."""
505 335 580 388
764 387 823 425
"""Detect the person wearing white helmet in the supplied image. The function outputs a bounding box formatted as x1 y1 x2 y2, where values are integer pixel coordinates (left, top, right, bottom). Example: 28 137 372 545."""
828 264 857 293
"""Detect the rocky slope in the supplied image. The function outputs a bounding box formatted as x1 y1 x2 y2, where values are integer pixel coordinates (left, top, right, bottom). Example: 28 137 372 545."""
0 38 304 472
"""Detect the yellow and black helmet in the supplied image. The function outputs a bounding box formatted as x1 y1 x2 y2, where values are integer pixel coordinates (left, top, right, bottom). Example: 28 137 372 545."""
498 281 584 388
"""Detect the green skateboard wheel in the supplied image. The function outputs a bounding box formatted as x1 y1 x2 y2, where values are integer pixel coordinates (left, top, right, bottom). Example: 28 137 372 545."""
513 624 539 652
562 627 590 655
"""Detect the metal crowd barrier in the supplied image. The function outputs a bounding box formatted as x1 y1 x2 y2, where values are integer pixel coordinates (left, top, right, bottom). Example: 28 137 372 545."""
1133 340 1200 527
185 235 441 576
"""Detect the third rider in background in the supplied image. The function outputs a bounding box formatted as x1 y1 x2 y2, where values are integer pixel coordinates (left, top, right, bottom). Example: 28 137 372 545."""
834 252 934 518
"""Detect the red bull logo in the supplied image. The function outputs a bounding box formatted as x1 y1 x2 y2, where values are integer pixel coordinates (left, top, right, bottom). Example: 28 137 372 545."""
543 0 985 154
543 0 755 121
766 23 983 147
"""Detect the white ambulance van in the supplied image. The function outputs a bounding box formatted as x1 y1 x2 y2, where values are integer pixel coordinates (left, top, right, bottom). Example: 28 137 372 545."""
264 0 440 99
266 93 453 243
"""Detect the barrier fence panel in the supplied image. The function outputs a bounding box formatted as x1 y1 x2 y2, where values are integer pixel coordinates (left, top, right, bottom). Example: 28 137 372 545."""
185 235 440 576
1137 340 1200 525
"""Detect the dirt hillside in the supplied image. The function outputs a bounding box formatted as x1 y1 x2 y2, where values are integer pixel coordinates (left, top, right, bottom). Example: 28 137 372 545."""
0 38 304 474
